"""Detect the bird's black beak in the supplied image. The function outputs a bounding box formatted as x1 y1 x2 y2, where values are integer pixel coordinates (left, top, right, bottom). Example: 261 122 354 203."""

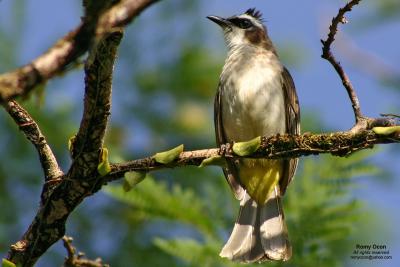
207 15 231 28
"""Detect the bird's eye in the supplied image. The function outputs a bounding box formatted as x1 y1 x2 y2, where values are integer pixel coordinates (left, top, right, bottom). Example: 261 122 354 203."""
229 18 253 29
238 19 252 29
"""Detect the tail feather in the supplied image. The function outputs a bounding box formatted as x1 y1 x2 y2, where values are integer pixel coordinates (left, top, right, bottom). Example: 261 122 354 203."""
260 186 291 260
219 193 259 261
220 186 291 263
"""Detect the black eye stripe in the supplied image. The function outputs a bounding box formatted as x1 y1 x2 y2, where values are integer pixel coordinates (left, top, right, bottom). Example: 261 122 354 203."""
227 18 253 29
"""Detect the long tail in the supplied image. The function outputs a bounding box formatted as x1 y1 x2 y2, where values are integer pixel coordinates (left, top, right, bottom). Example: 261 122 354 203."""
219 186 291 263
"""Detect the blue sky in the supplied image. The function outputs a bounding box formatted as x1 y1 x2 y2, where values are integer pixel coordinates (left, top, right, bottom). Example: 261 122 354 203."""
0 0 399 266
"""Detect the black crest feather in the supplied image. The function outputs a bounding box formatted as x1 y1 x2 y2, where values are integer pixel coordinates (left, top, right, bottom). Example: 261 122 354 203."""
245 8 263 20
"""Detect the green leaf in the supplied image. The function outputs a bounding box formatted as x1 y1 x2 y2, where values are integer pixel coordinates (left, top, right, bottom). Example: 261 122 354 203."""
123 171 147 192
372 126 400 135
199 155 226 168
154 144 184 164
97 147 111 176
2 259 16 267
232 136 261 156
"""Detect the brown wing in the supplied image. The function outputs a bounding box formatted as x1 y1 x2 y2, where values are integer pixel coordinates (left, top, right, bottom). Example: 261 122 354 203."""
214 85 245 200
279 67 300 195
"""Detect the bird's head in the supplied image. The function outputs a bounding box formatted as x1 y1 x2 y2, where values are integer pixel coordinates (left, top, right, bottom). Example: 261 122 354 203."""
207 8 274 51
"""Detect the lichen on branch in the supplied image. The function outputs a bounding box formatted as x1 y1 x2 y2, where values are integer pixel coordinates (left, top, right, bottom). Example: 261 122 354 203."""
106 129 400 182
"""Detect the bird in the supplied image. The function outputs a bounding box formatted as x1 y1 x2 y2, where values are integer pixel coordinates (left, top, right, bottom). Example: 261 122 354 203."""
207 8 300 263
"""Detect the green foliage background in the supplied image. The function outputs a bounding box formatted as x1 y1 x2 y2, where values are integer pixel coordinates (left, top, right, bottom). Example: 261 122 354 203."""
0 0 398 266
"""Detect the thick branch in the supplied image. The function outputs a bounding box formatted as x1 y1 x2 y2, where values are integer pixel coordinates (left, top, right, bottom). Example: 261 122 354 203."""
0 0 158 102
0 0 109 102
0 25 88 102
3 101 63 181
97 0 160 36
6 30 123 267
68 29 123 178
104 129 400 183
321 0 363 123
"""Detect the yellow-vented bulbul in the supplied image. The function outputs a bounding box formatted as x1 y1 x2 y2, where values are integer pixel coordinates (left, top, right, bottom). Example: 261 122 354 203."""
207 8 300 263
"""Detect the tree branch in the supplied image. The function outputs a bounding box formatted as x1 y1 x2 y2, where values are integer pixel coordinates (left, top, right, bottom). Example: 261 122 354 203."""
0 0 109 102
321 0 363 123
104 129 400 183
68 28 123 178
6 29 123 267
320 0 396 133
3 1 158 265
0 24 90 102
2 101 63 181
97 0 160 36
62 236 109 267
0 0 158 103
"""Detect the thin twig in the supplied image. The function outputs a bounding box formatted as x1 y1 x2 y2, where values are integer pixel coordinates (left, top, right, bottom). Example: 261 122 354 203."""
63 236 109 267
3 101 63 181
62 236 76 262
381 113 400 119
321 0 363 123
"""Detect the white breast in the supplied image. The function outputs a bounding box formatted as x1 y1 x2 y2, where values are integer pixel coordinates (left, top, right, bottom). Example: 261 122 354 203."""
220 47 286 142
